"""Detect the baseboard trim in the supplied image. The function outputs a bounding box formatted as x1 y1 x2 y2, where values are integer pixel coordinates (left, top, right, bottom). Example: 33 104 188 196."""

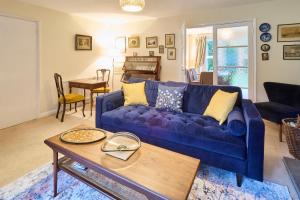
39 109 56 118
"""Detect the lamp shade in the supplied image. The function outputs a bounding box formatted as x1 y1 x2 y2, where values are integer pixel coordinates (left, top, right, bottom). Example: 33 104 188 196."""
120 0 145 12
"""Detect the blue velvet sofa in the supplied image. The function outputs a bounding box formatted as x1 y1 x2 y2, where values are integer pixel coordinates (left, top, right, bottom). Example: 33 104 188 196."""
255 82 300 142
95 80 265 185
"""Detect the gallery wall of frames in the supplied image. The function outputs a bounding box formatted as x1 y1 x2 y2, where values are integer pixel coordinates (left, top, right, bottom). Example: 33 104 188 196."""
259 22 300 61
113 34 176 60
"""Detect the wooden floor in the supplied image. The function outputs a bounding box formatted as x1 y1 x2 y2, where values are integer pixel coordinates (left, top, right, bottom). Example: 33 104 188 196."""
0 108 298 199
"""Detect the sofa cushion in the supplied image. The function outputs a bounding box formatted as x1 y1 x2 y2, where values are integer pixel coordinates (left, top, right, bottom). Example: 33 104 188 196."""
183 84 242 114
227 107 247 136
204 90 239 125
155 84 185 113
255 102 300 123
122 82 148 106
101 105 247 160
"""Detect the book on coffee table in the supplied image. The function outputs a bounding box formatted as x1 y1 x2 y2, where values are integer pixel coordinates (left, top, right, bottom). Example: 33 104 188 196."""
105 150 136 161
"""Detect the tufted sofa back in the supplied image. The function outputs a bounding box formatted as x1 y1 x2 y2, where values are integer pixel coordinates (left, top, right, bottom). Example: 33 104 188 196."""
182 84 242 114
127 78 242 113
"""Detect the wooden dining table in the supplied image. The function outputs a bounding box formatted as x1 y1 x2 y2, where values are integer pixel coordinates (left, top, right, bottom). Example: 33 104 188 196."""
69 78 106 116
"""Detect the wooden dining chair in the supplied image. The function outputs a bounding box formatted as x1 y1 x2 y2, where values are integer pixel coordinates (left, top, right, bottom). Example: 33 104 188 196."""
90 69 111 116
93 69 111 94
54 73 85 122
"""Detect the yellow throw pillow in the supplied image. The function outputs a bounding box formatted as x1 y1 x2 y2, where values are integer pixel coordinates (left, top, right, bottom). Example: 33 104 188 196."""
204 90 238 125
122 82 148 106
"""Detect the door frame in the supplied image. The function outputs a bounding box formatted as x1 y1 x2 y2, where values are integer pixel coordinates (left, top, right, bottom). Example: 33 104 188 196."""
184 19 256 101
0 13 40 125
213 20 256 100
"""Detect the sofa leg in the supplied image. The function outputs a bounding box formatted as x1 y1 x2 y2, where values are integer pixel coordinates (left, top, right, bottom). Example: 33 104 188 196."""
279 124 283 142
236 173 243 187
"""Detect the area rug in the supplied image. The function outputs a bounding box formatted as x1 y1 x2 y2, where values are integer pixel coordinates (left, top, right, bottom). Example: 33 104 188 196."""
0 163 291 200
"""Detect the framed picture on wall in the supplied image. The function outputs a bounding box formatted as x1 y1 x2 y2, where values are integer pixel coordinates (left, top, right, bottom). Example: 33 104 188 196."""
75 34 92 50
262 53 269 61
146 36 158 48
278 23 300 42
128 36 140 48
149 51 154 56
159 45 164 54
167 48 176 60
165 34 175 48
283 45 300 60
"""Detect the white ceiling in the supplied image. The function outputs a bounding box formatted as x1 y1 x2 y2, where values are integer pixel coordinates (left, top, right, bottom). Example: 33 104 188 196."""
18 0 274 24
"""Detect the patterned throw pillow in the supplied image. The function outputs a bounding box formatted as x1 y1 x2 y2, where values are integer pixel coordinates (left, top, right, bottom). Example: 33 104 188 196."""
155 84 185 112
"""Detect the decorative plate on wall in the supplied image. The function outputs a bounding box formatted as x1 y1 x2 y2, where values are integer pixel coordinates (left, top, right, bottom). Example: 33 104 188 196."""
260 33 272 42
259 23 271 32
261 44 271 52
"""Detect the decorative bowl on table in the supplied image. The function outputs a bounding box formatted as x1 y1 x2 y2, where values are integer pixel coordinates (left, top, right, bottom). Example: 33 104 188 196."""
60 128 107 144
101 132 141 152
101 132 141 160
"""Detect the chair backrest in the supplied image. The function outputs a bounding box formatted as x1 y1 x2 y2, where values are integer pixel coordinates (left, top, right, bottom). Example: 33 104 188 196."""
96 69 110 86
54 73 65 99
199 72 213 85
186 69 199 83
264 82 300 108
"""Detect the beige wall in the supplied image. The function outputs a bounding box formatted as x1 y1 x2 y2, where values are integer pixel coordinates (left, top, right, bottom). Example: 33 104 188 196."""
0 0 114 115
110 17 185 85
112 0 300 102
1 0 300 117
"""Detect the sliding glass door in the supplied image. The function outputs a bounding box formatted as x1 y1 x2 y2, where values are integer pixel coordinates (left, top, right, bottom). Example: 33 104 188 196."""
213 22 254 99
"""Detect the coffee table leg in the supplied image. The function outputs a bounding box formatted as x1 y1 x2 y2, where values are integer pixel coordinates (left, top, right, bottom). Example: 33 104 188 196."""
53 150 58 197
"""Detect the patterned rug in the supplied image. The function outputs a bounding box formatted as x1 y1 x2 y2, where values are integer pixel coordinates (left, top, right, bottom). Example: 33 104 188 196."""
0 162 291 200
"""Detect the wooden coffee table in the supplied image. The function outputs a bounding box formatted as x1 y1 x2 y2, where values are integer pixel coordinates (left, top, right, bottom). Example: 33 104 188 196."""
44 126 200 200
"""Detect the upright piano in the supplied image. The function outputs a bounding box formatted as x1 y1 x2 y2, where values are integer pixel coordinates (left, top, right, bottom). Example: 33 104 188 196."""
121 56 161 82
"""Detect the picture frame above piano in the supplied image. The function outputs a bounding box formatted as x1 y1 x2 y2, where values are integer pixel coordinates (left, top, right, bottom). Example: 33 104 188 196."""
128 36 140 48
146 36 158 48
165 34 175 48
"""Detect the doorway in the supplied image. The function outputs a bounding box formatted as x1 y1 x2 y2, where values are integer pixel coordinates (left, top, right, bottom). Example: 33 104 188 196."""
0 15 39 129
186 21 255 100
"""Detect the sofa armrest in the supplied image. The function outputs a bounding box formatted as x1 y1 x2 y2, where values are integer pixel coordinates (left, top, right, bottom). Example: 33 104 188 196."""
95 90 124 128
242 99 265 181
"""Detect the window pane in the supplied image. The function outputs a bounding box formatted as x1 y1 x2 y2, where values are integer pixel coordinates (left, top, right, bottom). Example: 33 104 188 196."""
205 39 214 71
207 40 213 56
217 26 248 47
242 88 248 99
218 47 248 67
217 67 248 88
207 58 213 71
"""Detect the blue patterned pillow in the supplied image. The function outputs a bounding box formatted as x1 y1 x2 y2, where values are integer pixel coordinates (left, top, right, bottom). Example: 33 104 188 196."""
155 84 185 112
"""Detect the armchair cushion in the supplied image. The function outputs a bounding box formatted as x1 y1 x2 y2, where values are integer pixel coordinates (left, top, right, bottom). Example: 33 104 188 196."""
255 102 300 123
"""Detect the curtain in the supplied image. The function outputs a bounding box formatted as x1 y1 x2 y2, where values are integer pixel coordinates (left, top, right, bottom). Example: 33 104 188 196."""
187 35 206 69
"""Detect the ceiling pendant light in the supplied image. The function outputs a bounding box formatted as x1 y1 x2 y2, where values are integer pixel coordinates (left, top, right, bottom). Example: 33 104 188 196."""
120 0 145 12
